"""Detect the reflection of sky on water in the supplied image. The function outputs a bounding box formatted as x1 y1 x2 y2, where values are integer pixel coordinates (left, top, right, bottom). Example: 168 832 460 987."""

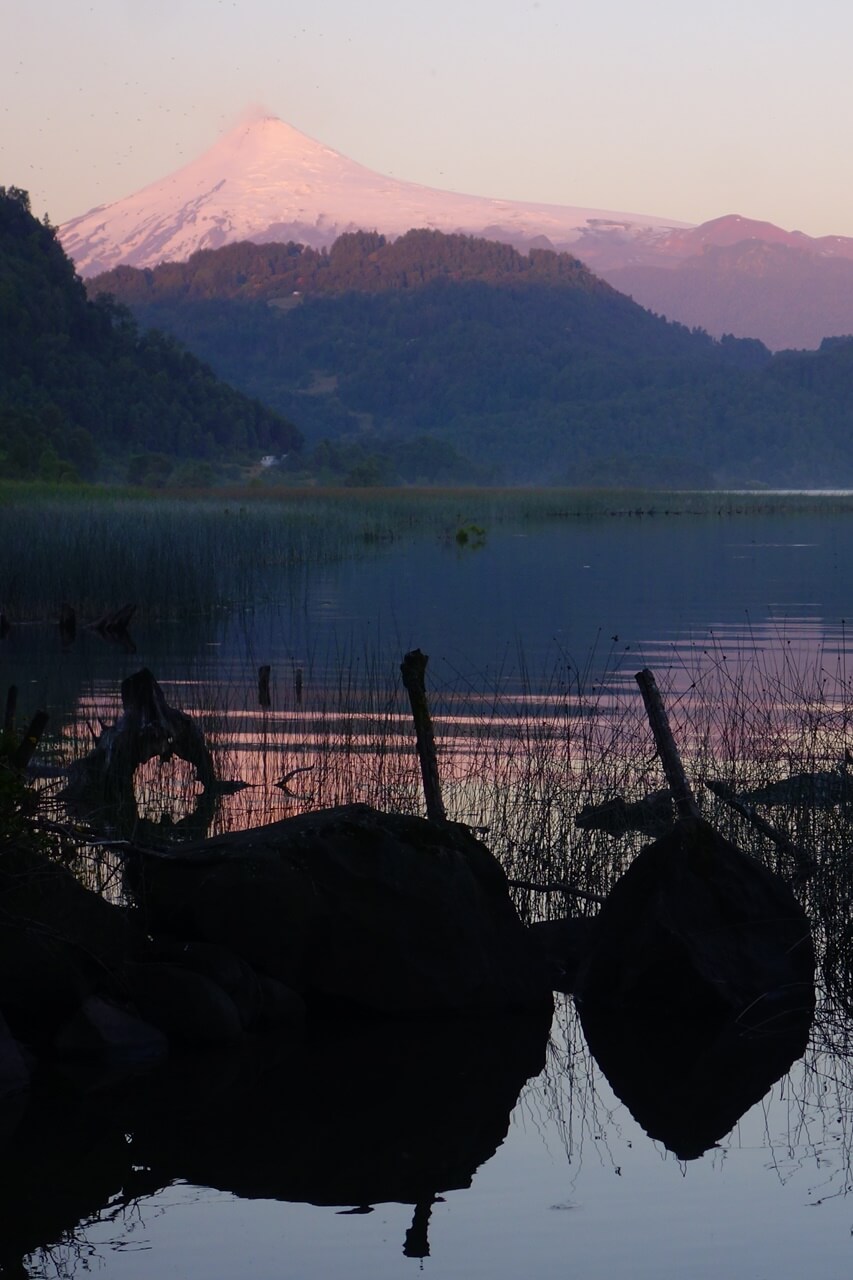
11 510 853 726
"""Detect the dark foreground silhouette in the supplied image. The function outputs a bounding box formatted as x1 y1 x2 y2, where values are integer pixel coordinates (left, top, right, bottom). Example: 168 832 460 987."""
0 1009 551 1272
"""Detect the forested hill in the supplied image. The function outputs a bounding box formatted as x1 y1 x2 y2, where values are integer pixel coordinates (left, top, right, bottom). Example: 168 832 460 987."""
90 229 853 487
92 229 613 301
0 187 301 481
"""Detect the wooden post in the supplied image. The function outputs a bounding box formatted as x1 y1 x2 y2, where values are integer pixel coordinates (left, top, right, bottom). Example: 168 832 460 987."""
59 602 76 646
258 664 271 708
635 668 700 821
12 711 49 771
3 686 17 739
400 648 447 823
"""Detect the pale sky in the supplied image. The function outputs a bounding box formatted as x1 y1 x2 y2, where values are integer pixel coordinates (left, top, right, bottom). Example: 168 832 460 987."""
3 0 853 237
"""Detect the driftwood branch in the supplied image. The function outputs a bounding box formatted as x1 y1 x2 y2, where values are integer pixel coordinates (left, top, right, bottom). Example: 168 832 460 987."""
507 877 606 904
704 778 817 880
635 668 699 820
89 603 137 636
400 649 446 823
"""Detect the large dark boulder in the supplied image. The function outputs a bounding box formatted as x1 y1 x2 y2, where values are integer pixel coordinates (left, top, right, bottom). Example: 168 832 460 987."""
129 804 552 1017
573 816 816 1158
574 817 815 1021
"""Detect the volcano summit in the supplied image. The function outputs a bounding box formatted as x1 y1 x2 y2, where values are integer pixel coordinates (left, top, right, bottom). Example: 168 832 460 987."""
59 116 688 278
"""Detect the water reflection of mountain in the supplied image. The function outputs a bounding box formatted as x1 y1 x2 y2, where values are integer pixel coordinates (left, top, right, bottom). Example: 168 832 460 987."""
0 1011 551 1272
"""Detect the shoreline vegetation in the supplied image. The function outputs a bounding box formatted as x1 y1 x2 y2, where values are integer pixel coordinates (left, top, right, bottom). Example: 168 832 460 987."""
2 481 853 619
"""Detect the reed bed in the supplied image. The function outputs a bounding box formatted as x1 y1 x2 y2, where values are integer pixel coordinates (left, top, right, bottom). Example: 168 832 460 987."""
49 637 853 939
28 633 853 1188
4 483 853 620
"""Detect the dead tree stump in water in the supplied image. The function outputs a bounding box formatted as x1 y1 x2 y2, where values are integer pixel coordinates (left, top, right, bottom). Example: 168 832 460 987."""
62 668 215 813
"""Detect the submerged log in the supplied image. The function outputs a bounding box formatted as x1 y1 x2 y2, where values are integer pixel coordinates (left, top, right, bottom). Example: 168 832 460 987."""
575 789 674 838
61 668 215 813
88 603 137 653
88 603 137 637
736 768 851 810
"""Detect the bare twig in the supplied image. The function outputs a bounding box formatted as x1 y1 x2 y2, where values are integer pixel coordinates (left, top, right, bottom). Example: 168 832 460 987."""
507 877 606 904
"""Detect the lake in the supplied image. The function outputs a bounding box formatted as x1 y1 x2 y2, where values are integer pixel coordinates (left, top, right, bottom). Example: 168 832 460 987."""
4 496 853 1278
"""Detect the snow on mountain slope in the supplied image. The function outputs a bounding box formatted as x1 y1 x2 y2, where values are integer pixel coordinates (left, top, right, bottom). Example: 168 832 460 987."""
59 116 691 277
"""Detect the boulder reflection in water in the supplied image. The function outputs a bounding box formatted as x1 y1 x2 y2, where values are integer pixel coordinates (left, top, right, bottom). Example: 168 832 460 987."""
0 1009 551 1270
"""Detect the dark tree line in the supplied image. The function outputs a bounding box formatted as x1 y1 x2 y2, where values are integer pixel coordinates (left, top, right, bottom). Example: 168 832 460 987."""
0 188 301 481
90 223 853 487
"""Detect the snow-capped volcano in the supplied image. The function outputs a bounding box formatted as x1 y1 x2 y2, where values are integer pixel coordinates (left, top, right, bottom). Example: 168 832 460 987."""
59 116 691 277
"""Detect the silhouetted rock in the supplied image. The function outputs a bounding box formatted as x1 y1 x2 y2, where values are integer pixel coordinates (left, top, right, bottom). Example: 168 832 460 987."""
128 804 553 1017
0 846 141 1046
574 817 814 1021
53 995 168 1065
574 815 816 1159
0 1014 29 1100
125 963 244 1047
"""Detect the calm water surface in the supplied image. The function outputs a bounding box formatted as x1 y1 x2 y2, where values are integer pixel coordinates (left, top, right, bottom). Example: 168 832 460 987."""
7 509 853 1279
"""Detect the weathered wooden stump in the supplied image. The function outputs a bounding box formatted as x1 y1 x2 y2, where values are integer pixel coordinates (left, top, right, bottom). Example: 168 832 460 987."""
61 668 215 816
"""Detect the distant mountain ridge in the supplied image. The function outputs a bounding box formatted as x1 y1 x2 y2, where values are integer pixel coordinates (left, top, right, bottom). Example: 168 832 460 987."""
59 118 853 350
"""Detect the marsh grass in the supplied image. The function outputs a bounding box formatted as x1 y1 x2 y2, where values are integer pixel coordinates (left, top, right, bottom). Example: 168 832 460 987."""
4 483 853 619
50 633 853 931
